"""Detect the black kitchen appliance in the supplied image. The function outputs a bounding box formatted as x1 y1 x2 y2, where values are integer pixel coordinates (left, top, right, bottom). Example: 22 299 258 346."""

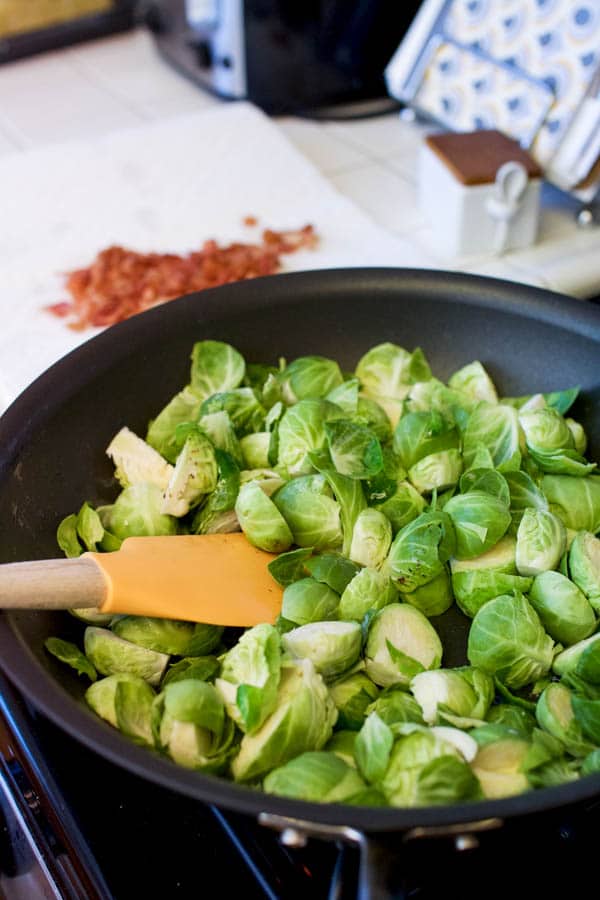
0 268 599 898
145 0 422 115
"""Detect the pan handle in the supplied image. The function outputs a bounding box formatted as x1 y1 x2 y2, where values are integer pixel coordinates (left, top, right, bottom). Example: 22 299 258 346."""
258 812 503 899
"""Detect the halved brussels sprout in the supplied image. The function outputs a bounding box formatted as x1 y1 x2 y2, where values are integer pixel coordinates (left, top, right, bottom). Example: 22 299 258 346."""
329 671 380 731
215 623 281 733
281 577 340 625
365 603 443 688
283 621 362 680
467 593 554 689
349 508 392 569
263 751 365 802
569 531 600 611
536 683 596 757
515 508 566 576
444 491 511 560
84 627 169 686
529 571 596 646
338 567 397 623
106 427 174 491
235 481 293 552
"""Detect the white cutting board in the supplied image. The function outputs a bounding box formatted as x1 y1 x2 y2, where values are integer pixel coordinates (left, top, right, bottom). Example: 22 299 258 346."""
0 102 432 411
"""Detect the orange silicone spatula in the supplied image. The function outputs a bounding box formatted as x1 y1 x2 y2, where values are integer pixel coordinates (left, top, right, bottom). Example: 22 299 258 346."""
0 533 283 627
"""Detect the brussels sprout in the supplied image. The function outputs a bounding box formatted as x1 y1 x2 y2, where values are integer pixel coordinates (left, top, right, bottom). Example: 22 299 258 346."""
304 553 361 594
541 475 600 533
338 567 398 622
279 356 344 404
571 695 600 745
57 513 84 558
366 688 424 728
470 735 530 799
486 704 536 736
327 377 359 416
408 449 463 494
515 509 566 576
70 607 115 626
393 411 459 471
536 683 595 757
385 510 455 593
191 450 240 535
197 410 244 465
112 617 215 657
355 396 393 442
156 679 235 772
86 673 154 731
444 491 511 560
325 730 359 766
263 751 365 802
325 419 383 480
161 430 218 517
106 427 174 490
365 603 443 687
146 385 204 462
283 621 362 680
452 570 532 618
400 569 454 618
106 483 177 539
410 667 493 726
467 594 554 689
463 403 521 471
354 712 394 783
74 503 106 552
200 387 266 437
189 340 245 400
529 571 596 646
566 418 588 456
162 656 220 686
111 678 157 747
569 531 600 611
519 407 573 453
329 672 380 730
581 749 600 777
430 726 478 762
503 387 580 416
349 508 392 569
380 730 480 806
448 361 498 405
273 488 342 551
374 481 426 534
231 660 337 782
308 449 367 556
268 547 314 587
277 399 342 475
449 535 517 575
355 343 431 425
45 637 97 681
552 633 600 684
504 471 549 526
84 627 169 686
405 377 475 421
235 481 293 552
459 467 509 504
239 433 270 469
216 624 281 733
281 578 340 626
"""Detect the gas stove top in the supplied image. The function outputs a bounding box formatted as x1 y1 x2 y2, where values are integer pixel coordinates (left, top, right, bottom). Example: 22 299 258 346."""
0 669 599 900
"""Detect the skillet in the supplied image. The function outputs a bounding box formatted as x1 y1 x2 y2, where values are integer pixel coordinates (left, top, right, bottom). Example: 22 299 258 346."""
0 267 599 897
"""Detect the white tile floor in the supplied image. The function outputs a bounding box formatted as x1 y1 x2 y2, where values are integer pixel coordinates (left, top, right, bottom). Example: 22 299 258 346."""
0 27 598 299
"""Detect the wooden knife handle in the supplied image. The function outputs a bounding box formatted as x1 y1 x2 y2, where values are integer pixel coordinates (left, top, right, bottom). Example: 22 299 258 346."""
0 557 107 611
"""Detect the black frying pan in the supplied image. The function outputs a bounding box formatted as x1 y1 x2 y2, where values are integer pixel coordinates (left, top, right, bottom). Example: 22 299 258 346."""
0 268 599 897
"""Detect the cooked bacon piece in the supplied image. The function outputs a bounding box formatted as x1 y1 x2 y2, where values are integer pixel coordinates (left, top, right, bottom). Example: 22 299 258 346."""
47 225 318 330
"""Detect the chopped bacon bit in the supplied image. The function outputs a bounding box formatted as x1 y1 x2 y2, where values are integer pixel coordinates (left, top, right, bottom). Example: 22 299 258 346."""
243 215 258 226
44 301 73 318
48 225 318 330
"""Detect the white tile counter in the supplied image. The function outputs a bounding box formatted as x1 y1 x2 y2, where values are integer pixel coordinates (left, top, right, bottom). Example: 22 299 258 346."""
0 26 598 401
1 27 598 298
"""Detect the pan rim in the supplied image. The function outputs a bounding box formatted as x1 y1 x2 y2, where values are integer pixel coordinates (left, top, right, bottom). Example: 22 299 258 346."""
1 266 599 835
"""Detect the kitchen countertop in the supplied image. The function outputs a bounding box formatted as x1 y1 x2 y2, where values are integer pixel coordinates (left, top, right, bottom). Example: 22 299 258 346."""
0 26 599 305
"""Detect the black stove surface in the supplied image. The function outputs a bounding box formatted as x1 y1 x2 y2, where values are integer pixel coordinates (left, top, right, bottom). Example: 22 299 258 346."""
1 669 599 900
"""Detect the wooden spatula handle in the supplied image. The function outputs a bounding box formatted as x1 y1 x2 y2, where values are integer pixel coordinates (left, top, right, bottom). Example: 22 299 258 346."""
0 557 107 611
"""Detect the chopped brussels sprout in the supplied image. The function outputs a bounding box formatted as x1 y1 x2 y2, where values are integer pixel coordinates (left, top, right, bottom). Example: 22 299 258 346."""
281 577 340 625
338 567 397 622
444 491 511 560
467 594 554 689
568 531 600 611
235 481 293 552
161 430 218 517
365 603 443 687
349 508 392 569
408 449 463 494
215 623 281 733
529 571 596 646
283 621 362 680
263 751 365 802
515 508 566 576
106 427 174 490
471 735 530 799
106 483 177 539
231 660 337 782
385 510 455 593
84 627 169 686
